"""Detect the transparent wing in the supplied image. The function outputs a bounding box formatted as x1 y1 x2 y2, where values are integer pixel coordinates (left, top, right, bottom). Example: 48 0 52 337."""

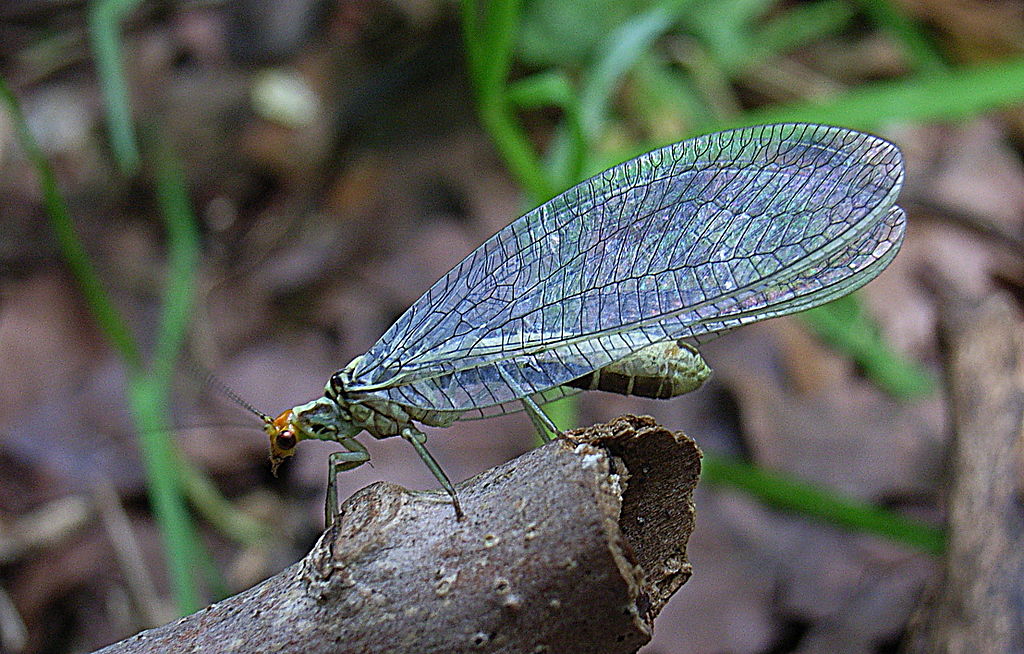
381 204 905 418
350 124 905 412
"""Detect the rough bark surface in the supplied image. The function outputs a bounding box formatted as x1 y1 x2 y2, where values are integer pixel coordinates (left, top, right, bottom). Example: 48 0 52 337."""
903 292 1024 654
93 415 701 654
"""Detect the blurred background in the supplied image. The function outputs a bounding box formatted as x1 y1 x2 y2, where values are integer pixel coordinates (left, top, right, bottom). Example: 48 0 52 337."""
2 0 1023 652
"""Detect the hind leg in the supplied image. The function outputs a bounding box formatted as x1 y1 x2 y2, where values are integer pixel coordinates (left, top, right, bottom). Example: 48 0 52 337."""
401 427 463 519
519 394 563 443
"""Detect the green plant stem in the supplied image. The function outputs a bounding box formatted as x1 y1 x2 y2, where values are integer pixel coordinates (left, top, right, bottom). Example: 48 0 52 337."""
703 451 945 556
151 139 201 383
146 136 228 610
462 0 553 201
0 78 142 368
126 376 203 612
89 0 144 174
1 76 215 615
90 0 224 608
152 141 263 547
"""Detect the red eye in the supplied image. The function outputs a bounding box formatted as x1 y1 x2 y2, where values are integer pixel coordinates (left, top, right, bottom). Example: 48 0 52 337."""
275 432 297 450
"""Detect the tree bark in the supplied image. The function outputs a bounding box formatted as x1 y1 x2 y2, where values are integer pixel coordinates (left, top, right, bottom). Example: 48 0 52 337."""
93 415 702 654
902 292 1024 654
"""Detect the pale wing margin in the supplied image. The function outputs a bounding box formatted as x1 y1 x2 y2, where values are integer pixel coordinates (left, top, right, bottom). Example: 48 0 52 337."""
350 124 904 411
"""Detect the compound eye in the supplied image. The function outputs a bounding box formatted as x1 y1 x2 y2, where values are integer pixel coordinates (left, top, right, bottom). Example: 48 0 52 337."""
328 372 346 398
275 432 297 450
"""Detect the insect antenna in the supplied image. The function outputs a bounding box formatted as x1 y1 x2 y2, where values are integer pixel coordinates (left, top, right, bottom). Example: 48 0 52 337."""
202 370 272 424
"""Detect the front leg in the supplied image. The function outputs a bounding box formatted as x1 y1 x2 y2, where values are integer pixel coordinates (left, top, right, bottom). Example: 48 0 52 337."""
325 440 370 527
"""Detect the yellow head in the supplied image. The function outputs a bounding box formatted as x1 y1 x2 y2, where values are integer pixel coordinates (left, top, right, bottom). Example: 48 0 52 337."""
264 408 299 475
262 397 355 474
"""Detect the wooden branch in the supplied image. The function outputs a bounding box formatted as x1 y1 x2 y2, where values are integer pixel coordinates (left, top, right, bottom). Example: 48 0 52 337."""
903 292 1024 653
93 415 701 654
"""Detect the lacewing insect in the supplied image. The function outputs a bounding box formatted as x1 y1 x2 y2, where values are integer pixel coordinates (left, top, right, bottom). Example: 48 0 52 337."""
249 123 905 522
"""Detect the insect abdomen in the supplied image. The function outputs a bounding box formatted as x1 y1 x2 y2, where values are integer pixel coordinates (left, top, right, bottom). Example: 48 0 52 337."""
566 340 711 399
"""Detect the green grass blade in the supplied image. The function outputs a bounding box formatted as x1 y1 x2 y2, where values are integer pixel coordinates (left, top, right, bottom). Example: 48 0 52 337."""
0 77 142 368
150 138 254 586
461 0 552 201
460 0 481 60
577 6 675 143
728 57 1024 130
752 0 856 62
150 140 201 384
479 0 523 99
2 77 214 615
703 451 946 556
506 71 586 193
542 5 678 188
146 137 239 609
802 296 935 398
126 375 204 613
856 0 946 74
463 0 523 99
89 0 144 174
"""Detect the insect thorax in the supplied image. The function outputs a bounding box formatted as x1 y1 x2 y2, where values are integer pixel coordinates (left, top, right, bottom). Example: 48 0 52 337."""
288 397 359 442
309 356 461 439
305 358 446 440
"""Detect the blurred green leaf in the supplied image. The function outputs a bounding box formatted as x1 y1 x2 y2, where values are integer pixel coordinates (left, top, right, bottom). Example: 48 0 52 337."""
518 0 648 67
506 70 577 109
803 295 935 398
0 78 141 367
703 451 946 556
549 4 679 187
753 0 857 61
681 0 773 72
856 0 947 74
577 5 676 137
150 140 201 385
629 55 710 141
463 0 553 200
731 57 1024 129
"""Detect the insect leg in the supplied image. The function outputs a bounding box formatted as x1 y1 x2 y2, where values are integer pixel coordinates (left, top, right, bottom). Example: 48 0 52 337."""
520 393 562 442
496 365 563 441
401 427 464 519
325 440 370 527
